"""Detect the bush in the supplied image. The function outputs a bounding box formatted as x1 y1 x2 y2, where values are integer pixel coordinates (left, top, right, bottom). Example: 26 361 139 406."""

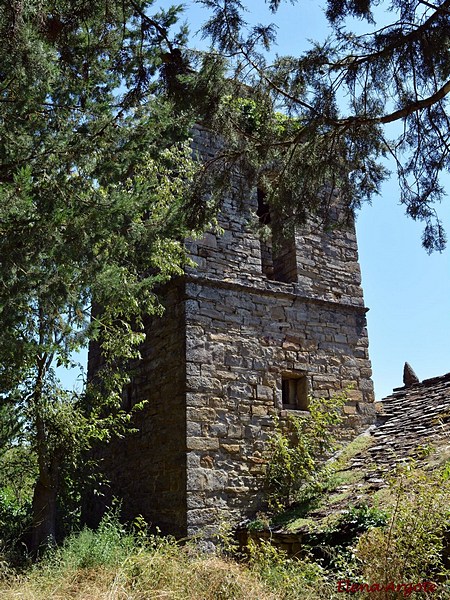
0 446 36 555
355 465 450 597
246 538 332 599
304 504 388 578
265 391 347 510
39 505 143 574
0 487 32 549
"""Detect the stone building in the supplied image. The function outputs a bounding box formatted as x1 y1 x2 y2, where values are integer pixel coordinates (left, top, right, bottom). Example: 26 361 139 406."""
88 125 376 540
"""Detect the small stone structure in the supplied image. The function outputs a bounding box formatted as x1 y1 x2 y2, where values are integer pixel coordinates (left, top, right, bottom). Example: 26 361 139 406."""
88 125 376 540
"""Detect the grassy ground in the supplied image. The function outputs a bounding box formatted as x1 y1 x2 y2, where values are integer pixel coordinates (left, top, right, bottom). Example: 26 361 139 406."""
0 514 335 600
2 508 449 600
0 553 280 600
2 437 450 599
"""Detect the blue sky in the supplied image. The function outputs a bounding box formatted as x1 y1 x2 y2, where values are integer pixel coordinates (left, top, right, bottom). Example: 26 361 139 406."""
171 0 450 399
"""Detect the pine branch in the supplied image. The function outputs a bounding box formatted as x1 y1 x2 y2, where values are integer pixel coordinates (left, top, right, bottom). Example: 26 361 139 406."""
128 0 175 53
330 0 450 70
337 79 450 126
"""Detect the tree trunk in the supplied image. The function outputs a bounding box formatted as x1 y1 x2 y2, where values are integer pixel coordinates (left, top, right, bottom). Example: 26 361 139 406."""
30 470 59 554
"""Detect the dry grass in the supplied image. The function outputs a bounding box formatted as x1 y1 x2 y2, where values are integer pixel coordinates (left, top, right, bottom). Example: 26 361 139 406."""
0 547 283 600
0 506 334 600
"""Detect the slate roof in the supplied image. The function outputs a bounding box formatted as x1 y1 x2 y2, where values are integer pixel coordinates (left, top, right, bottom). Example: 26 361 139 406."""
310 370 450 520
369 371 450 468
329 369 450 503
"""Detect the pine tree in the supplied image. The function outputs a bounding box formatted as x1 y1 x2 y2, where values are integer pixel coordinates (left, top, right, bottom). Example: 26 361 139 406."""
0 0 215 552
197 0 450 251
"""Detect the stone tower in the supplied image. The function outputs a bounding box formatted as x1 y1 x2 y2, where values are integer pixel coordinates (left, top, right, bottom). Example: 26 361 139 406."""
88 125 375 539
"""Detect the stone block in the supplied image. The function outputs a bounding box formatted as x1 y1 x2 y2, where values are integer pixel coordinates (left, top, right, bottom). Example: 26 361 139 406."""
209 423 228 437
251 405 268 417
186 421 202 436
187 452 201 468
220 443 241 454
225 486 249 495
249 464 266 474
227 423 243 438
345 389 364 402
256 385 273 401
187 468 228 492
187 348 212 364
359 378 374 391
198 232 217 249
227 382 253 399
224 354 245 367
187 376 221 393
187 495 206 509
200 455 215 468
187 437 220 451
187 407 216 422
186 508 219 526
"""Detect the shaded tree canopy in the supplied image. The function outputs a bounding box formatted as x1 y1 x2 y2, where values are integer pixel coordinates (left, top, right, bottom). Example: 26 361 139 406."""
192 0 450 251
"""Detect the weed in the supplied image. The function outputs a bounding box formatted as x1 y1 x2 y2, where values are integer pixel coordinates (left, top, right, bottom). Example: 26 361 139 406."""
356 465 450 597
265 391 347 510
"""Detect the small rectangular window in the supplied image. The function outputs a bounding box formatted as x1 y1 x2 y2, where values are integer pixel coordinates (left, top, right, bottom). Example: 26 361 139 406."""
282 374 309 410
122 380 136 413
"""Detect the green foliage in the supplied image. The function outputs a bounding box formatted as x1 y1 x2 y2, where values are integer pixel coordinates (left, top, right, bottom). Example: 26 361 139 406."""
246 539 329 598
247 512 271 532
334 504 388 536
356 465 450 591
0 0 216 551
265 392 347 510
0 447 36 551
0 404 21 454
222 96 304 138
0 488 32 551
304 504 389 577
44 506 142 571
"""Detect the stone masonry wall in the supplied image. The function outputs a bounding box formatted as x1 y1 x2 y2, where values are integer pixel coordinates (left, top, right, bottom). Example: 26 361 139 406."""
182 125 375 537
184 279 374 537
87 283 188 537
87 124 375 539
294 213 365 304
188 125 365 307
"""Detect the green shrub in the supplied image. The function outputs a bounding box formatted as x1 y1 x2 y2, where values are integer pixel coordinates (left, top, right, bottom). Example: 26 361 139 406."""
355 465 450 597
265 391 347 510
0 446 36 555
334 504 389 538
304 504 388 578
0 487 32 549
247 538 330 599
42 505 142 572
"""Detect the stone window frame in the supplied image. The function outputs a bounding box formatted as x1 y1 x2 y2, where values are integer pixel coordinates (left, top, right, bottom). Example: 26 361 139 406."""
256 188 298 284
122 379 137 413
281 371 309 411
